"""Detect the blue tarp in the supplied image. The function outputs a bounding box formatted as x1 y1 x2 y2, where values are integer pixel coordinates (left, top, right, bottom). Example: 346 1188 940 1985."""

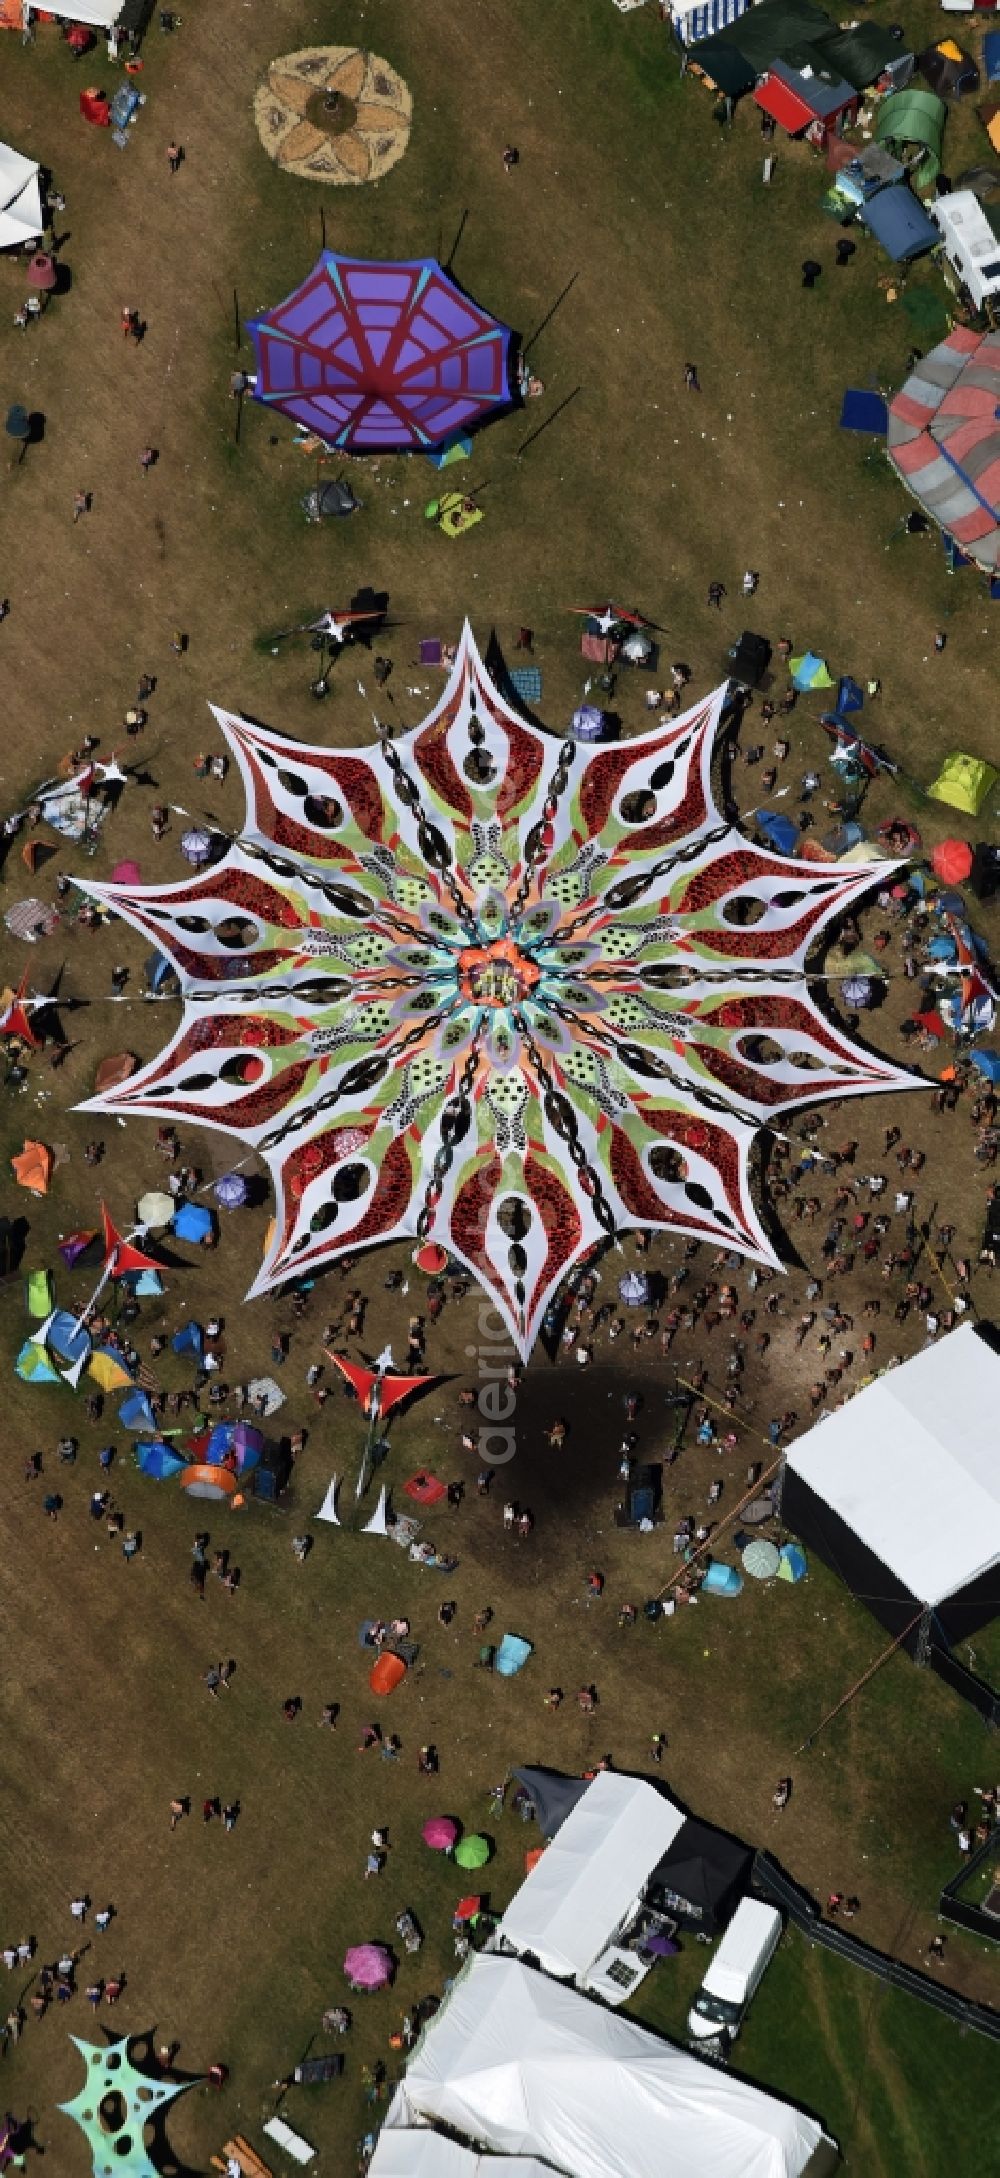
754 809 800 855
859 184 938 262
172 1321 203 1357
119 1389 157 1430
971 1050 1000 1082
985 29 1000 81
173 1201 213 1243
839 389 888 435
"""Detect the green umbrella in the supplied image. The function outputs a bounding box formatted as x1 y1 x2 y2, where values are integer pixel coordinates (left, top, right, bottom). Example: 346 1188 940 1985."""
454 1833 491 1870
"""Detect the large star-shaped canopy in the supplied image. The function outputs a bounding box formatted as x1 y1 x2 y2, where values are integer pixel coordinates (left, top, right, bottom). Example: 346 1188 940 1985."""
78 628 918 1355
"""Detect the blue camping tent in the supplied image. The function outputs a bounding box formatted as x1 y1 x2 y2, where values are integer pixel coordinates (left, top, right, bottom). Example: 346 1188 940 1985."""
172 1321 204 1357
703 1562 744 1596
495 1633 533 1677
971 1050 1000 1082
119 1389 157 1430
836 676 864 715
47 1310 92 1365
174 1201 213 1244
144 951 178 993
136 1439 188 1479
755 809 800 855
860 185 938 262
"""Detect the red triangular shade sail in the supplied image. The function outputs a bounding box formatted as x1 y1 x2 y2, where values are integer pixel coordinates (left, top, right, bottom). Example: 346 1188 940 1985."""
101 1202 163 1278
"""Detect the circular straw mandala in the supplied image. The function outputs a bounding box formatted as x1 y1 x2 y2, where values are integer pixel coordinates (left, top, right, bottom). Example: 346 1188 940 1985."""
255 47 412 185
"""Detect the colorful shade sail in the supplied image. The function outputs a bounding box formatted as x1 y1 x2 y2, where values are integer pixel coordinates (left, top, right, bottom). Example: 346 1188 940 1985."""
888 327 1000 569
75 627 923 1358
247 251 514 451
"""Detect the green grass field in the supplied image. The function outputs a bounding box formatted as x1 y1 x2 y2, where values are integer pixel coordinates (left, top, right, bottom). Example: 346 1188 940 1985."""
0 1 999 2173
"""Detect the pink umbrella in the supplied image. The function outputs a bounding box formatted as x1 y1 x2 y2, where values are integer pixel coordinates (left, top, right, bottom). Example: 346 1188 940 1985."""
343 1943 392 1990
422 1816 459 1851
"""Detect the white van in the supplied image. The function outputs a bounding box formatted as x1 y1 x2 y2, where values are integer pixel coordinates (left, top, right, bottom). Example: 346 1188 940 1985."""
931 192 1000 314
687 1898 782 2042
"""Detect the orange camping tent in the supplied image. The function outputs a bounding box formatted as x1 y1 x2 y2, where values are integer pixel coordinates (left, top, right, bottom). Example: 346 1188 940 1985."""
369 1652 407 1697
11 1140 53 1195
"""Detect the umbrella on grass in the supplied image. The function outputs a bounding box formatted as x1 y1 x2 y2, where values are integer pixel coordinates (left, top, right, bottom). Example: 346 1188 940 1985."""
840 977 874 1010
137 1190 174 1227
454 1834 491 1870
180 828 213 868
422 1816 458 1851
214 1171 249 1209
742 1539 781 1580
344 1943 392 1990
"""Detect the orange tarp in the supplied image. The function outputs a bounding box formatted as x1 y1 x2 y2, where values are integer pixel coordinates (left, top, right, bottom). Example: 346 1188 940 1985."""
12 1140 52 1195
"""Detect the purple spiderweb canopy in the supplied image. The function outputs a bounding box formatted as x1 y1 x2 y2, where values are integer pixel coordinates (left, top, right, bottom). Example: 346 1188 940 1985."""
247 251 515 452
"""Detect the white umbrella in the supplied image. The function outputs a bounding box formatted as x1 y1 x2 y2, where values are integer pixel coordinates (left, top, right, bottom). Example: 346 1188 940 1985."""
137 1190 175 1227
741 1539 781 1580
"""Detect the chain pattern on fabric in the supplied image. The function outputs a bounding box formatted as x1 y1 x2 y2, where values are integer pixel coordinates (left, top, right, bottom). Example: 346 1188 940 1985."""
415 1033 484 1240
517 1014 619 1242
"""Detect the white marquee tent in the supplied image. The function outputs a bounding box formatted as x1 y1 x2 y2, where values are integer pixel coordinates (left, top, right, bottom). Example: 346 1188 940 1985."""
783 1322 1000 1648
24 0 123 26
496 1770 686 1982
371 2138 551 2178
0 141 42 252
386 1956 838 2178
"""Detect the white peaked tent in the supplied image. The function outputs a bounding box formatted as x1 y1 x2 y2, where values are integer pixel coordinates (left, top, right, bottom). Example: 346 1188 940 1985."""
783 1323 1000 1648
496 1770 686 1981
314 1476 340 1524
0 142 43 252
388 1957 838 2178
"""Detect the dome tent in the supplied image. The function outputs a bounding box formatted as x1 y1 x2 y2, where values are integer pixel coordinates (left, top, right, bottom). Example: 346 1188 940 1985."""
918 39 979 101
927 751 998 816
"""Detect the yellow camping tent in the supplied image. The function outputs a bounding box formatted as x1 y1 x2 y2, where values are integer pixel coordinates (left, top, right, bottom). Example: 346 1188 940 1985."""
87 1349 133 1393
927 751 998 816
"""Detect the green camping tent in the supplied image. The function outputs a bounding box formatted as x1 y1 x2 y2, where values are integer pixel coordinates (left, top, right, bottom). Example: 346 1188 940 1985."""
26 1268 54 1318
875 87 947 187
927 751 998 816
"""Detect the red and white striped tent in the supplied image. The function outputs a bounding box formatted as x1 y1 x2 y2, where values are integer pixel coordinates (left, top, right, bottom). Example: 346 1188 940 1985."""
887 325 1000 569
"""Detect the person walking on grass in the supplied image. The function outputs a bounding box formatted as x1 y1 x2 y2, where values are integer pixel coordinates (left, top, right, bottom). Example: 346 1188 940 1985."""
166 142 183 174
